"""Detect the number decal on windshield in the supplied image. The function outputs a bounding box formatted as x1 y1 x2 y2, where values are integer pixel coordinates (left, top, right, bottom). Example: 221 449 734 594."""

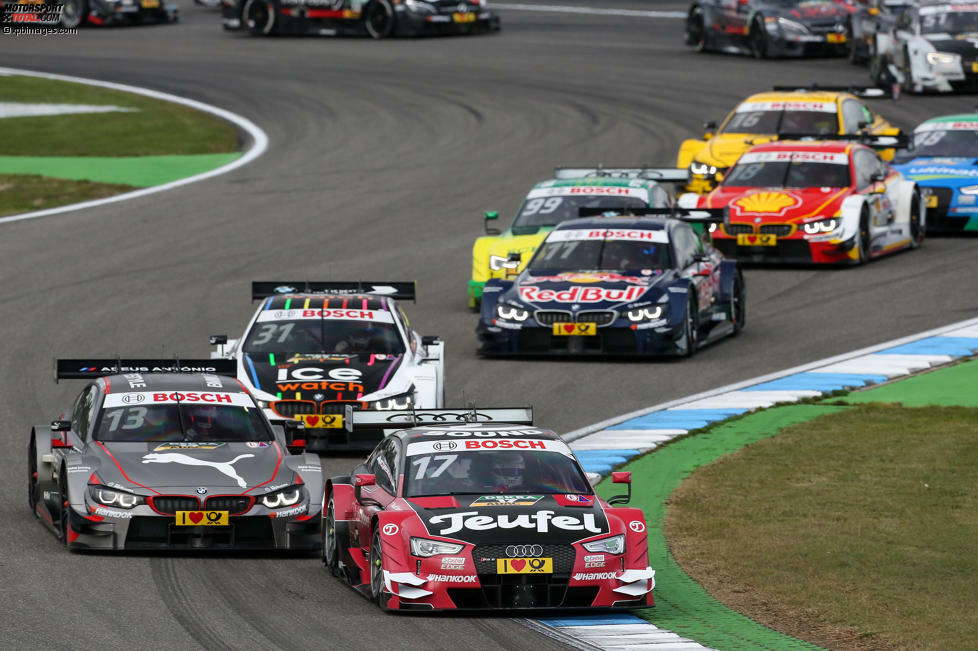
103 407 147 431
520 197 563 217
251 322 295 346
411 454 457 480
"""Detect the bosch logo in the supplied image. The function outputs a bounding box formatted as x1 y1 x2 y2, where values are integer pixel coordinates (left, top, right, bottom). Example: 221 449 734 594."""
505 544 543 558
196 487 208 495
432 441 458 451
382 523 399 536
629 521 646 533
122 394 145 404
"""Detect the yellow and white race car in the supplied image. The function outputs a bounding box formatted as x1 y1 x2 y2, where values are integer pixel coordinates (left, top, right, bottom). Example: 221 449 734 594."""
677 86 902 194
468 167 683 308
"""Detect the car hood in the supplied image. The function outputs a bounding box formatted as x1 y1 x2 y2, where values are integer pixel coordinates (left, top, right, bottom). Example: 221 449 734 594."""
241 353 405 401
407 494 610 544
697 134 777 169
894 158 978 182
509 271 670 310
93 441 285 491
705 186 851 222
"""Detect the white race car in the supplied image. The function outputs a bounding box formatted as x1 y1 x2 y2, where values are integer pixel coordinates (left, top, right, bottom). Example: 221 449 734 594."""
211 281 445 452
872 0 978 93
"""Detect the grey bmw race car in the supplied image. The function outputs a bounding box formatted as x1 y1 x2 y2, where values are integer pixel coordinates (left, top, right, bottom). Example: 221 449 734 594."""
29 359 323 551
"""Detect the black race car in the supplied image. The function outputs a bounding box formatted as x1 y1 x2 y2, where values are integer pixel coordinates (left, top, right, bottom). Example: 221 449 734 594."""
45 0 179 27
476 215 745 357
323 408 655 611
686 0 854 58
221 0 499 37
844 0 913 64
29 359 323 551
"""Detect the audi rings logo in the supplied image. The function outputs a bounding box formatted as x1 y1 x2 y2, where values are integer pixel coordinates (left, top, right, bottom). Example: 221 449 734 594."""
382 523 399 536
122 393 145 404
505 544 543 558
629 521 646 533
432 441 457 451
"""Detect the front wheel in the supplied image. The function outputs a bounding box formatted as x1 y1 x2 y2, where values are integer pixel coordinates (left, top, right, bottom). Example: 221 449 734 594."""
857 207 871 264
686 6 708 52
749 17 768 59
58 468 70 546
322 496 339 572
28 435 39 513
59 0 88 27
243 0 277 35
369 528 390 609
730 273 746 335
364 0 395 39
909 191 924 248
680 293 699 357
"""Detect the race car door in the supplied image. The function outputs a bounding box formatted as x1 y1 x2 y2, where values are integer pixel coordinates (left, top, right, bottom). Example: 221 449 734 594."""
853 148 897 243
354 437 399 549
718 0 750 41
674 223 718 316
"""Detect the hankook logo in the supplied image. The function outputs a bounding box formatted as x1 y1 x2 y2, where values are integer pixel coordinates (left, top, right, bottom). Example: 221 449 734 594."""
506 544 543 558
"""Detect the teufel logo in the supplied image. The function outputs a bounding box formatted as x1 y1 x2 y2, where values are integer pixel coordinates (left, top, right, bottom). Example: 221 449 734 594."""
141 453 255 488
518 285 645 304
382 523 399 536
429 510 603 536
629 521 646 533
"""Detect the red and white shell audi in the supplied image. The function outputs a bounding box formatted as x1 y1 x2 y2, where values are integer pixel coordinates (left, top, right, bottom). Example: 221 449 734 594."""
321 409 654 611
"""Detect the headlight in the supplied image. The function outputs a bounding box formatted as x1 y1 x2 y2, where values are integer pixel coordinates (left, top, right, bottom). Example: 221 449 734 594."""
690 161 717 177
256 400 269 409
777 17 810 35
708 223 718 233
489 254 521 271
926 51 959 66
496 304 530 321
410 537 465 557
627 306 665 322
90 486 143 509
582 534 625 555
372 393 414 410
802 218 839 234
960 185 978 195
260 485 304 509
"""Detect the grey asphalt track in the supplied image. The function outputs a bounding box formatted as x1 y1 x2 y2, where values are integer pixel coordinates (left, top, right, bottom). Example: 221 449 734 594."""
2 3 977 648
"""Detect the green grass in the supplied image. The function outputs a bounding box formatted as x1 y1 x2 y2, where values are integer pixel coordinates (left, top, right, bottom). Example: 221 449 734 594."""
664 404 978 650
0 174 137 217
0 75 238 156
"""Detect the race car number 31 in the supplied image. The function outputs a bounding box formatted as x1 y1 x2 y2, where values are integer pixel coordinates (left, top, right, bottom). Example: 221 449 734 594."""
175 510 229 526
496 557 553 574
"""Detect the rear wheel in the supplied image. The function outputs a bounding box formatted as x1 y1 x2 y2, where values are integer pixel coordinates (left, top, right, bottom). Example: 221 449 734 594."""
680 293 699 357
28 435 39 514
909 190 924 248
749 17 768 59
59 0 88 27
369 527 389 609
58 467 70 546
857 207 871 264
364 0 395 39
686 6 708 52
243 0 277 35
730 273 746 335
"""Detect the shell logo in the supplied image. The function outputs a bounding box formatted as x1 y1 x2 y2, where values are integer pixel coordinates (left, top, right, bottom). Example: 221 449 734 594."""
732 192 801 217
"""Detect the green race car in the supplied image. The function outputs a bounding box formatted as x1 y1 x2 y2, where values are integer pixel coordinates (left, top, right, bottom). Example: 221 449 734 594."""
468 167 685 307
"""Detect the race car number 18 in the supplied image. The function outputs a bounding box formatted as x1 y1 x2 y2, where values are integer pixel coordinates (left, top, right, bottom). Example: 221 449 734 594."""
175 510 229 526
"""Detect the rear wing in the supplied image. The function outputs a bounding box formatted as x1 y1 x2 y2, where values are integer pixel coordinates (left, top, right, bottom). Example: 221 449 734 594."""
553 167 689 183
774 132 909 150
577 206 726 224
771 85 892 99
251 281 416 301
342 406 534 431
56 359 238 381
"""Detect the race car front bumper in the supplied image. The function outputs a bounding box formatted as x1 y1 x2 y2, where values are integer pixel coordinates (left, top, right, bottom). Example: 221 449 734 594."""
393 6 497 36
711 233 858 265
922 186 978 233
476 320 686 357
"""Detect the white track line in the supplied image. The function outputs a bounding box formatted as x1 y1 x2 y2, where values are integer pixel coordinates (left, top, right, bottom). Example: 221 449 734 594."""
0 67 269 226
492 3 686 18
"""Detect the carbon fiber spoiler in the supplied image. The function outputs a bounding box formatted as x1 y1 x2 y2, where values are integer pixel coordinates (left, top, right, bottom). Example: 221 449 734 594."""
251 281 416 301
577 206 726 223
771 84 892 99
553 167 689 183
56 359 237 381
342 406 534 431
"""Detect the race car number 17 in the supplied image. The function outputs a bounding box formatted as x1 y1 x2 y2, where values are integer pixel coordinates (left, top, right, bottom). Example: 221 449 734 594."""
175 511 229 526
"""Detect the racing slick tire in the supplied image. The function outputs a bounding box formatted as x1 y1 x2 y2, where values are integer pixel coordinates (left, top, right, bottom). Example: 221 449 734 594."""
59 0 88 28
909 190 924 248
749 17 768 59
322 495 351 580
901 48 915 95
364 0 396 39
369 527 390 609
731 273 746 335
243 0 278 35
58 466 71 548
28 434 40 514
857 206 871 264
680 293 699 357
869 38 892 87
686 6 708 52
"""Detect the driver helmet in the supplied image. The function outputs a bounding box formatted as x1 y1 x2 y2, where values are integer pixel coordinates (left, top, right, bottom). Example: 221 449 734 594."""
485 450 526 490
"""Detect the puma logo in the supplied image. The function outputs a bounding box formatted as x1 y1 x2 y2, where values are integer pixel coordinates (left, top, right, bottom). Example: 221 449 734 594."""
142 452 255 488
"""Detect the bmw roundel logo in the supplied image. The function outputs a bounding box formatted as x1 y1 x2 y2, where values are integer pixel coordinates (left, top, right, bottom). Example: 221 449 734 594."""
122 393 145 404
196 487 208 495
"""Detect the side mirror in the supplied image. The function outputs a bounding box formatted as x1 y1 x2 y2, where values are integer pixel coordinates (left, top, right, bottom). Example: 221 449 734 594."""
703 121 717 140
282 419 306 451
422 335 439 346
209 334 228 346
50 420 73 448
857 119 871 131
354 473 377 502
608 471 632 505
50 420 71 432
484 211 501 236
714 171 725 183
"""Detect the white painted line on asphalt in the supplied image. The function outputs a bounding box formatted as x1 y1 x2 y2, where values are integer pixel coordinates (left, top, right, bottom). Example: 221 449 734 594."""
0 102 138 118
0 67 269 226
492 3 686 19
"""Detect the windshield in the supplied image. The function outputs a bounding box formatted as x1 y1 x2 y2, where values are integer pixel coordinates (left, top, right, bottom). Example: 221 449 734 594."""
724 160 851 188
405 449 592 497
896 126 978 159
723 107 838 136
921 9 978 35
243 318 404 355
527 232 671 273
512 190 649 234
95 404 272 442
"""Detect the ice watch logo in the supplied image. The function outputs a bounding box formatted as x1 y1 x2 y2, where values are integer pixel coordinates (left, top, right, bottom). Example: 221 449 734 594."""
429 510 603 535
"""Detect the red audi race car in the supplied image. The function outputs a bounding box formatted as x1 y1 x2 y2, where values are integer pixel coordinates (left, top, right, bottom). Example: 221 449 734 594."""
322 408 654 611
681 138 925 264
